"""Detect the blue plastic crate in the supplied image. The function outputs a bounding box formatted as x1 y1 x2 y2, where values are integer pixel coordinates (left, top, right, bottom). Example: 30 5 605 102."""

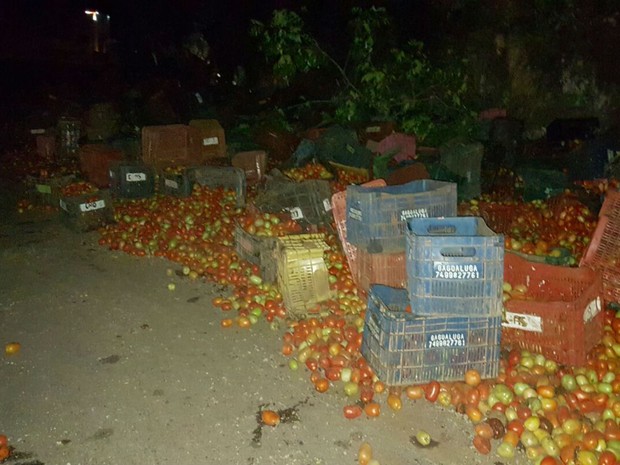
346 179 457 254
361 285 501 386
406 217 504 317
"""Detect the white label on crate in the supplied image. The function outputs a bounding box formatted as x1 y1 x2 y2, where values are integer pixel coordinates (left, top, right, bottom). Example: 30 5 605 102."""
165 179 179 189
349 207 362 221
400 208 428 221
59 199 68 211
109 170 115 178
433 262 481 279
195 92 203 104
503 311 542 333
126 172 147 182
36 184 52 194
30 128 46 135
203 137 219 146
583 297 602 323
323 198 332 212
79 199 106 212
426 331 467 349
286 207 304 220
346 144 355 154
366 126 381 133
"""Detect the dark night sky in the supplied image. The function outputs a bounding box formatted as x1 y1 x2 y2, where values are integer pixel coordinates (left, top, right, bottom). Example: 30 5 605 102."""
0 0 437 66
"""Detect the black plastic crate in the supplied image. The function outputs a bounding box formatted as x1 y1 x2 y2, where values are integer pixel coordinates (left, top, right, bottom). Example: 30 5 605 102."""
59 190 115 232
109 163 155 199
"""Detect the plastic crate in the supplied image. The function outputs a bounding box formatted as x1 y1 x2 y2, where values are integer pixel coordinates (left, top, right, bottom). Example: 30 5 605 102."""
361 285 501 386
276 234 334 318
439 141 484 201
25 174 76 207
478 203 515 235
503 252 604 367
355 249 407 294
581 189 620 304
79 144 125 188
232 150 267 184
35 134 56 160
255 179 333 229
141 125 203 169
57 117 81 159
159 168 194 197
406 217 504 317
158 166 246 205
357 121 397 144
329 161 370 183
346 179 457 254
189 119 227 159
331 179 387 280
516 167 568 201
109 163 155 199
59 189 115 232
234 224 278 283
192 166 246 208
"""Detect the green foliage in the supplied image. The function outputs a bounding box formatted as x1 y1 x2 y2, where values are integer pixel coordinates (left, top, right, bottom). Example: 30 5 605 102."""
250 7 479 145
250 10 324 86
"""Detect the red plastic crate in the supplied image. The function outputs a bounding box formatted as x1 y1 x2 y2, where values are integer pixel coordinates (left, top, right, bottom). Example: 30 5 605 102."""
581 189 620 304
232 150 267 184
142 125 203 169
189 119 227 159
502 252 604 367
355 249 407 294
331 179 387 280
79 144 124 188
478 203 516 235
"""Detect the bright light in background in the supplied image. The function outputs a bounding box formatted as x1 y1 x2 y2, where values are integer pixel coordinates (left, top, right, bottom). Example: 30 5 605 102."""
85 10 99 22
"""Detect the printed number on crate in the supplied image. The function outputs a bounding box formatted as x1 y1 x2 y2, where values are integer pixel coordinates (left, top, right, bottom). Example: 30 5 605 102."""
79 200 106 213
426 332 467 349
433 263 481 280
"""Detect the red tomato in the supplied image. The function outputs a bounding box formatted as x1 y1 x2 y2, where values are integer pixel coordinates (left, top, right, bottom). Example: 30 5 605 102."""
343 405 363 420
425 381 441 403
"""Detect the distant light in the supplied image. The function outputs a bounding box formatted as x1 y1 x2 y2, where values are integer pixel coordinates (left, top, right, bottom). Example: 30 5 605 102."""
85 10 99 22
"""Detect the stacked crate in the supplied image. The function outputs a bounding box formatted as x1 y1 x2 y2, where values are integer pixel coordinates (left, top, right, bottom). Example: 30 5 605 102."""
344 179 456 294
361 216 505 385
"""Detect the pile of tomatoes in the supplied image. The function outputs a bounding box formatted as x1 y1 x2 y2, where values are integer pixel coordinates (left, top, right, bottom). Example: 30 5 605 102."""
237 211 303 237
460 193 598 262
283 162 334 182
90 152 620 465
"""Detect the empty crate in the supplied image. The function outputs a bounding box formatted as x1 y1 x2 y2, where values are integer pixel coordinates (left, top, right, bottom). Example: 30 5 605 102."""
346 179 457 254
142 124 203 169
109 163 155 199
406 216 504 317
276 234 334 318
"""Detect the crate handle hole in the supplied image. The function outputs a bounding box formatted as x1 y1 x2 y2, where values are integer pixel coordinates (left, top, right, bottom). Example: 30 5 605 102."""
427 225 457 235
440 246 476 258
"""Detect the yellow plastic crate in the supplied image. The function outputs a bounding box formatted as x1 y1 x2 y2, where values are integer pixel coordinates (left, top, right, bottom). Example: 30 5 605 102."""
276 234 334 318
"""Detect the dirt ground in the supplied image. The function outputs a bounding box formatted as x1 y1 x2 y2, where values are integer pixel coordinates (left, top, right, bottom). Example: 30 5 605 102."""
0 182 529 465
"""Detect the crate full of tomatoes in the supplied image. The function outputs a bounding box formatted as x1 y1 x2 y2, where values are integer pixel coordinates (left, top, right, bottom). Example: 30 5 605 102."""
25 173 76 207
59 182 115 232
360 284 501 386
234 211 303 283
